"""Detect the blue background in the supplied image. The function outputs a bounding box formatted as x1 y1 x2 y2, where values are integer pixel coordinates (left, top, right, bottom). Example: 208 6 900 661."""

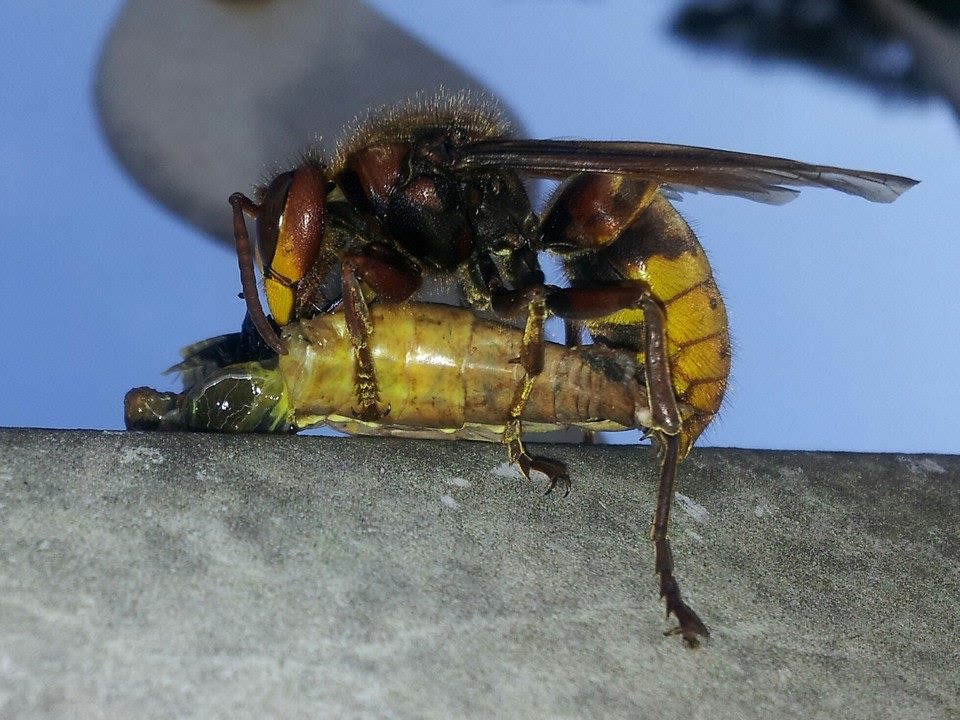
2 1 957 453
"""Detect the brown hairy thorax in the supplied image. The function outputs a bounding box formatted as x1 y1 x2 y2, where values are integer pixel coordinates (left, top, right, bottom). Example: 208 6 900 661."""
332 92 512 171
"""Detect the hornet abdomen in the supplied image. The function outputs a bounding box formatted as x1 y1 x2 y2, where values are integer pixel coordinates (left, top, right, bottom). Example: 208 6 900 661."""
545 176 731 457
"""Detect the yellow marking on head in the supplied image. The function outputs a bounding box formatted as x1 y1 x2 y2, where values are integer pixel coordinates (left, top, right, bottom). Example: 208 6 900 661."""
269 226 307 281
265 276 295 326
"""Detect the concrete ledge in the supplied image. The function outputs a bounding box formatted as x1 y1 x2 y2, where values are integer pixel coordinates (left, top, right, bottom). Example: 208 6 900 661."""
1 428 957 718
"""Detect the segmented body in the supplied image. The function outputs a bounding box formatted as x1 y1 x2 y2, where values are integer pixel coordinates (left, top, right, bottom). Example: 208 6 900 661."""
125 303 656 438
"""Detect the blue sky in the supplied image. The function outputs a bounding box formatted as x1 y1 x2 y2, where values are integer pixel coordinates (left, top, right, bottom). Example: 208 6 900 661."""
1 1 957 453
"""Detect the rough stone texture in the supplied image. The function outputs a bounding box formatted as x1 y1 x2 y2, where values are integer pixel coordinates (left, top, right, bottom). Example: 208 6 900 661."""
1 428 957 719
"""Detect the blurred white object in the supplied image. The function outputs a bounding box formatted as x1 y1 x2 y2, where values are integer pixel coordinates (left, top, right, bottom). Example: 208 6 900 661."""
97 0 515 244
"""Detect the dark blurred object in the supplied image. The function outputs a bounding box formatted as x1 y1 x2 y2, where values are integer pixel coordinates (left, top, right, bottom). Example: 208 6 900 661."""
673 0 960 116
862 0 960 119
97 1 518 247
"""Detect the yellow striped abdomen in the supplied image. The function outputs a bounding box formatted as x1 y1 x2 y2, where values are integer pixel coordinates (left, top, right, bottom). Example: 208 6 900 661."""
563 190 730 457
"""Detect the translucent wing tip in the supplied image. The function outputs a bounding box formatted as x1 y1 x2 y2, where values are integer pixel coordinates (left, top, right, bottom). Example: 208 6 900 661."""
817 171 919 204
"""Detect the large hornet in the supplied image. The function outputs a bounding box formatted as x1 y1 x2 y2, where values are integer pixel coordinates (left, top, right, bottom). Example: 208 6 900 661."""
224 95 916 646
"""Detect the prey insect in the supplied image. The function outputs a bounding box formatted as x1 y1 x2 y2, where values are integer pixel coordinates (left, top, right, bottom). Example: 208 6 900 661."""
223 94 916 645
125 302 662 442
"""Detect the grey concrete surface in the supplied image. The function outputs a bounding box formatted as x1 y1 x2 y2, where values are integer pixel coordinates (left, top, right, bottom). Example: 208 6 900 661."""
1 428 957 719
